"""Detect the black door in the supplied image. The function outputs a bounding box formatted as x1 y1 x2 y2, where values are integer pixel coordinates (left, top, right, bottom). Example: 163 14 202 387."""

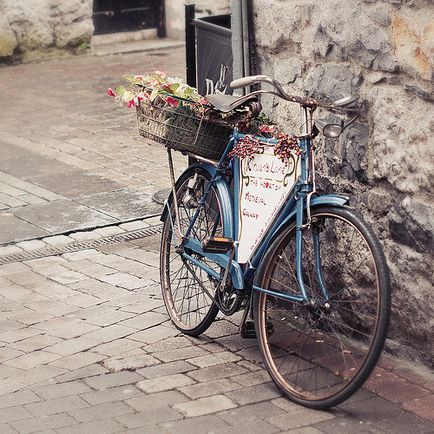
93 0 165 36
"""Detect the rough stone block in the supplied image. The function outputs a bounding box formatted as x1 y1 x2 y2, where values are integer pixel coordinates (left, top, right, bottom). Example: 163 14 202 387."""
173 394 237 418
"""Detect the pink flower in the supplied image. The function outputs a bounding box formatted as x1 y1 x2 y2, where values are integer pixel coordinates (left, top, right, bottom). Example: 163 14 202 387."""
199 97 209 105
154 70 167 78
165 96 179 107
128 99 135 108
107 88 116 97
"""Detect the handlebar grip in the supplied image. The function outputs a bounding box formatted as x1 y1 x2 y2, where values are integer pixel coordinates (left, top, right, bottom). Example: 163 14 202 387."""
230 75 271 89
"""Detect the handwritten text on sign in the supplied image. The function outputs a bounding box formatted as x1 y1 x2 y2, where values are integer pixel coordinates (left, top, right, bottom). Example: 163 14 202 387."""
237 147 300 263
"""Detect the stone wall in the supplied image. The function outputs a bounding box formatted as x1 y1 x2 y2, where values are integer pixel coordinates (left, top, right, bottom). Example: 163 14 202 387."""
250 0 434 366
0 0 94 60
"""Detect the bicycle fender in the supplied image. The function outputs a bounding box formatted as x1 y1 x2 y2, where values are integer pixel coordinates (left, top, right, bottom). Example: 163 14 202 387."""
260 194 350 259
161 163 234 239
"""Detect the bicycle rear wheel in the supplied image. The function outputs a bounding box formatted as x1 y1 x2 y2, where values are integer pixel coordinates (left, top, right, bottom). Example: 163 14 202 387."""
253 206 391 409
160 167 223 336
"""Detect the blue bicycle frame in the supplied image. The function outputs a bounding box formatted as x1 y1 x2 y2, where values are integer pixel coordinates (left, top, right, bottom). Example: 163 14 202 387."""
166 108 349 305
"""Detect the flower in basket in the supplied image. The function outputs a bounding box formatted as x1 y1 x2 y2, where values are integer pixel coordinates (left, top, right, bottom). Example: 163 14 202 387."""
107 71 206 109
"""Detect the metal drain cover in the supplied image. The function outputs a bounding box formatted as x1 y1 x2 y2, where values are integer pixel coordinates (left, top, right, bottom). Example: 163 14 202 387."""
0 224 163 265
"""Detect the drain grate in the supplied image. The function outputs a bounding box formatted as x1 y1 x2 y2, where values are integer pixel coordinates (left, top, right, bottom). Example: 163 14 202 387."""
0 224 163 265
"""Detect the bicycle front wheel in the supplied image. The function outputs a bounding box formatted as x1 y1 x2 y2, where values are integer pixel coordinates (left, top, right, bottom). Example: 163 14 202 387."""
160 167 223 336
253 206 391 409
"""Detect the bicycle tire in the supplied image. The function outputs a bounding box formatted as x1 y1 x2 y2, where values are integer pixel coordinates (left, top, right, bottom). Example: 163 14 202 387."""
160 166 223 336
253 206 391 409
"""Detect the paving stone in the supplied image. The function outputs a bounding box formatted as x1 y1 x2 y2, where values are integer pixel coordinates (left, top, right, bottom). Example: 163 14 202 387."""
0 405 33 423
62 293 102 308
85 309 136 327
46 337 97 356
102 353 159 372
402 394 434 422
173 394 237 417
6 365 67 390
0 364 22 379
69 231 102 241
310 416 376 434
80 385 143 406
33 318 100 339
212 420 279 434
225 382 282 406
12 200 115 237
119 220 150 231
340 394 434 433
120 391 187 427
218 401 286 425
267 407 336 431
54 363 108 383
187 351 242 368
50 352 106 370
82 324 135 343
204 319 239 339
0 263 30 276
16 240 47 251
4 350 61 370
98 272 148 290
119 297 164 314
187 363 248 382
0 378 26 396
32 381 92 400
142 336 192 354
25 395 89 417
137 360 197 379
179 378 242 400
84 371 142 390
13 311 55 327
231 368 272 387
0 245 25 257
0 347 25 363
161 414 230 434
0 214 48 244
42 235 73 246
93 226 126 236
68 401 134 422
55 418 126 434
136 373 195 394
92 337 143 357
0 423 17 434
372 378 431 404
128 324 178 344
24 299 77 316
10 412 77 433
0 327 42 344
48 270 87 285
8 334 61 353
153 345 210 363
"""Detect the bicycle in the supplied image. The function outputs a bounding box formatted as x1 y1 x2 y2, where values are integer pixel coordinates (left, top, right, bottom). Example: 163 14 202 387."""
158 75 391 409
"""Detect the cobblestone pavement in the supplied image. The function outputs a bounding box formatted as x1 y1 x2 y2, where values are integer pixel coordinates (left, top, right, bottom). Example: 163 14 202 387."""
0 48 186 244
0 220 433 434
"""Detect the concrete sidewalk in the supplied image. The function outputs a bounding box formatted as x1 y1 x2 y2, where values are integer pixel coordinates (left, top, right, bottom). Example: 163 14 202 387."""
0 222 433 434
0 48 186 245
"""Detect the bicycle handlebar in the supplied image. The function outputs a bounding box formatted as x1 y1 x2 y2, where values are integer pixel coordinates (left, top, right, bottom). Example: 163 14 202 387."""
230 75 358 112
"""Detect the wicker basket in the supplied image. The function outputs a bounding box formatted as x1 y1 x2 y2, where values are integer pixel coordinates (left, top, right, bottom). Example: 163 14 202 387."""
137 97 234 161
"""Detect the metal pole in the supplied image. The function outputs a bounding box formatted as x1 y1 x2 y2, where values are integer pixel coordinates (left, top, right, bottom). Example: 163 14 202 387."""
185 4 197 88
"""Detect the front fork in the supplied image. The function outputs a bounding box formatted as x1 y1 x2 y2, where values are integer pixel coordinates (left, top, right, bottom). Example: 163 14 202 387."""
295 129 329 304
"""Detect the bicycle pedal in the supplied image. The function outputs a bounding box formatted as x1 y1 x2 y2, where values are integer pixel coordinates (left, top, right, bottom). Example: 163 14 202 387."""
202 236 234 253
240 321 256 339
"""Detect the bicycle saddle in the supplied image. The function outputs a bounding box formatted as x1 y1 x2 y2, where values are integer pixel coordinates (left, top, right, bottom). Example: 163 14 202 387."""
206 93 258 113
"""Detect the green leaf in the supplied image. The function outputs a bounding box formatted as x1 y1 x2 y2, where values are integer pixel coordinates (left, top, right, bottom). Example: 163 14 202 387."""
150 87 159 102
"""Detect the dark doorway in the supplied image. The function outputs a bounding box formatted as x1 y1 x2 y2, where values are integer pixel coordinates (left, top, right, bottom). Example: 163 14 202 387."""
93 0 165 36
